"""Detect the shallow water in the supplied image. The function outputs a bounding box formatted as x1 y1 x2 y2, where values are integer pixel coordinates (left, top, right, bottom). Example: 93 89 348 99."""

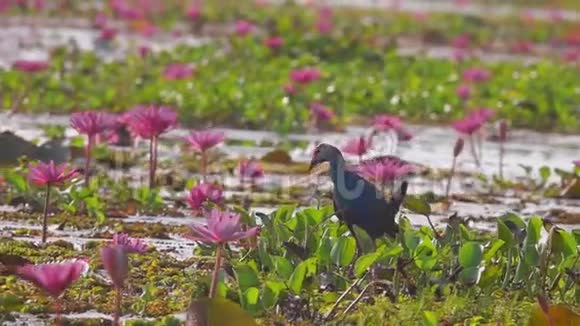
286 0 580 22
0 24 208 68
2 112 580 183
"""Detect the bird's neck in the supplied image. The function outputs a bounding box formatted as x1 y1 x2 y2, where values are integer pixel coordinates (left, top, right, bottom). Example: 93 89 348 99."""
329 157 346 184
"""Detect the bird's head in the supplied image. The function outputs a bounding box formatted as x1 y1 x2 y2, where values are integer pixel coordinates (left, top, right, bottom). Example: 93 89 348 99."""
309 143 343 172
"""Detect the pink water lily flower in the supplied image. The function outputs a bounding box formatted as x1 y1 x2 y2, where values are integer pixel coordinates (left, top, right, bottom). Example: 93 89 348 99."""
186 0 202 20
71 111 118 184
111 0 143 20
126 105 177 139
373 114 404 131
93 12 109 28
100 245 129 289
0 0 12 12
290 68 322 85
457 84 471 101
184 130 225 176
112 233 148 254
137 20 158 37
27 161 78 187
15 259 89 297
452 48 467 62
12 60 49 73
372 114 414 141
138 45 150 58
316 7 333 34
343 136 373 158
463 67 491 83
511 41 533 54
573 160 580 168
184 130 225 153
310 102 335 122
71 111 118 137
451 34 470 49
264 36 284 50
99 27 118 41
186 209 259 244
186 183 224 211
237 159 264 181
126 105 177 187
163 63 195 80
452 108 495 135
358 157 415 185
235 20 255 36
283 82 298 96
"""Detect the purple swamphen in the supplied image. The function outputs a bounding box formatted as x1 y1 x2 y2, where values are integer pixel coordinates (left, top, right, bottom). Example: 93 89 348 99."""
309 143 407 251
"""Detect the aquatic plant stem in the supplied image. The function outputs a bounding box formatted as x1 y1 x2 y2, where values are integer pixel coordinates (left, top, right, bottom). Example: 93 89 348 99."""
149 136 158 188
55 298 63 325
114 286 122 326
445 157 457 198
499 139 504 179
477 132 484 165
502 248 512 289
84 134 94 186
41 185 51 243
341 280 392 317
468 136 481 167
201 152 208 181
324 273 367 320
209 244 224 298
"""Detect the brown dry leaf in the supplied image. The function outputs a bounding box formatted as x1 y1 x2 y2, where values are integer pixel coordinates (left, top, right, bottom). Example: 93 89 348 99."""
186 297 258 326
561 178 580 199
261 149 292 164
0 254 31 275
529 302 580 326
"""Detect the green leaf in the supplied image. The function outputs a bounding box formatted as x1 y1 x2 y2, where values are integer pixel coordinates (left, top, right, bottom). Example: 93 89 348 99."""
414 240 438 271
316 235 332 267
551 228 577 259
273 205 296 223
262 281 285 309
271 256 293 280
241 287 260 315
483 239 505 262
5 171 27 193
458 266 482 285
502 212 526 229
351 225 375 254
524 245 540 266
459 242 483 268
330 236 357 267
525 217 543 245
288 261 308 294
459 224 472 241
258 240 273 270
422 311 438 326
404 196 431 216
354 252 380 277
497 220 515 248
234 263 260 292
379 244 404 258
539 166 551 182
404 229 421 252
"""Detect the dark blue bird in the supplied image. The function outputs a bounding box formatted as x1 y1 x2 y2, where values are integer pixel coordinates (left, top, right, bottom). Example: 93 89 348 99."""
309 143 407 249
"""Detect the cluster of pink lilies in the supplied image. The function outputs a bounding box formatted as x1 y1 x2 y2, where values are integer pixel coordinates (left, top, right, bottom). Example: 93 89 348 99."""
28 105 265 244
10 206 258 324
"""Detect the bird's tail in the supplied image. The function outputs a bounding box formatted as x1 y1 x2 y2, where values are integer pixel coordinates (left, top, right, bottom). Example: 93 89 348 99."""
392 181 408 209
380 181 408 238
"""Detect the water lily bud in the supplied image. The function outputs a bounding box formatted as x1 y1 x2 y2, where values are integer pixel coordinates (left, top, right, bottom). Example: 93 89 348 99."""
453 138 464 158
499 120 508 142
